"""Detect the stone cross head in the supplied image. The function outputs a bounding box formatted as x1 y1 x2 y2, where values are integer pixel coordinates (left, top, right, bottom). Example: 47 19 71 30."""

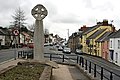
31 4 48 20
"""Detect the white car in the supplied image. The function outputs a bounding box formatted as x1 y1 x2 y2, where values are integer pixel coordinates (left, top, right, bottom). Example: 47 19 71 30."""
58 46 63 51
63 47 71 54
75 49 83 55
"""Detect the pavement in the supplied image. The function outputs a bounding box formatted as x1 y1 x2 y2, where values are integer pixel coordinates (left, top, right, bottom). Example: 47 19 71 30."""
52 64 90 80
0 59 90 80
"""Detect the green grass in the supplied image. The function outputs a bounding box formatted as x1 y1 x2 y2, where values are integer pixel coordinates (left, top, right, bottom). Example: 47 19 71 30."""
0 64 45 80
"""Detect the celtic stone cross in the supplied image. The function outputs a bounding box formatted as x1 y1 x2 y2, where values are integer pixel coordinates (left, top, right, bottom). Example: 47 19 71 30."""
31 4 48 61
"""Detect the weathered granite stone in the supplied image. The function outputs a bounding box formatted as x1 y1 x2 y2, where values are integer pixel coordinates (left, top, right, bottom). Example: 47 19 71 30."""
31 4 59 69
31 4 48 61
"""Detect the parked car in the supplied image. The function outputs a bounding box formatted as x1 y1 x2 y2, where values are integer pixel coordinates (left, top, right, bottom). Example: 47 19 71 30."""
49 43 53 46
75 49 83 55
44 43 49 46
63 47 71 54
58 46 63 51
56 44 59 48
27 43 34 48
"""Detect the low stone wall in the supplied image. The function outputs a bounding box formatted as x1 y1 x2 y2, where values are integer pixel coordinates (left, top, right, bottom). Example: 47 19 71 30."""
39 66 52 80
0 65 16 74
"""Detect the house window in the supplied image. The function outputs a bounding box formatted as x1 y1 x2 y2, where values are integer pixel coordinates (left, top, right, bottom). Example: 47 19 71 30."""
110 40 112 48
118 40 120 49
98 42 99 48
115 53 118 63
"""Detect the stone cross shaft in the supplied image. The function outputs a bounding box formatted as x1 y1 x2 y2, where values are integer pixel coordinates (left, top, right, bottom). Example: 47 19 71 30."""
31 4 48 61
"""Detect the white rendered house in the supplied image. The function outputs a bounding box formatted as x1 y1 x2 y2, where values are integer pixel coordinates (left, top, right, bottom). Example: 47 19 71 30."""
109 30 120 66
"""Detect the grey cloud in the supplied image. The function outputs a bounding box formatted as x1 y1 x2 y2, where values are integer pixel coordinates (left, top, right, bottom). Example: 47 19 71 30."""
51 14 81 24
0 0 20 12
82 0 92 8
92 2 114 11
43 1 58 18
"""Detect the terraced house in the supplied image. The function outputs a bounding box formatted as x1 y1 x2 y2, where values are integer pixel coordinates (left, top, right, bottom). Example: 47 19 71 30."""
68 25 90 53
95 32 114 60
81 20 115 57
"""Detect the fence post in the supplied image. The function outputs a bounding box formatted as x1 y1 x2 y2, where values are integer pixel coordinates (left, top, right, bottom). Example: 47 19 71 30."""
50 54 52 61
62 55 64 62
89 62 91 73
101 67 103 80
94 64 96 77
82 57 84 67
77 56 79 64
18 51 20 58
23 51 25 58
79 57 82 66
85 59 87 70
110 72 113 80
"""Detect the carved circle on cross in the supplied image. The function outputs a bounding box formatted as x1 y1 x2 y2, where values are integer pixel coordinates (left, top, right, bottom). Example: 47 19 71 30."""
31 4 48 20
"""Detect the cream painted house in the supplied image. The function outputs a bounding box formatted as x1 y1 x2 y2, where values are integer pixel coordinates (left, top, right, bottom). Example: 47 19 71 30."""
81 20 115 57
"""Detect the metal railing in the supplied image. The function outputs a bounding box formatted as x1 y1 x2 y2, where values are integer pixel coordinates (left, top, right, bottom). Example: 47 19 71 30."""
17 50 120 80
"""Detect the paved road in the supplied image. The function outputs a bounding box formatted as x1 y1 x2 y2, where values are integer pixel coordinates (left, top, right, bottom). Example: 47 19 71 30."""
68 65 90 80
0 46 120 80
0 49 15 63
52 64 90 80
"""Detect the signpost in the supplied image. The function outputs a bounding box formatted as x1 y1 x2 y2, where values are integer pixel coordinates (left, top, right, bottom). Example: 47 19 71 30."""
13 29 19 60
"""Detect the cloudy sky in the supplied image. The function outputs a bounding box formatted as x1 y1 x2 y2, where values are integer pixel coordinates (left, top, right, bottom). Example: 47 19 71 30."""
0 0 120 39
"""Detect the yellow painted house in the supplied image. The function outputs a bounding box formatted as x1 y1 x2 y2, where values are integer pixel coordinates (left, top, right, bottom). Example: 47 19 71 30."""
81 20 115 57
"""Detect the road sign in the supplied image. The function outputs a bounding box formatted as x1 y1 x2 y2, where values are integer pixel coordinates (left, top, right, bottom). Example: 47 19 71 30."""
13 30 19 36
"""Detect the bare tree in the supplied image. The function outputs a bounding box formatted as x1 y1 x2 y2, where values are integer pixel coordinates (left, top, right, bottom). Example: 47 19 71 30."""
11 7 26 44
11 7 26 28
28 23 35 32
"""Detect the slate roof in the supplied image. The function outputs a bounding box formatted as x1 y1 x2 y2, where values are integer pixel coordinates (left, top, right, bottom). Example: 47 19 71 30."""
0 27 12 36
110 29 120 38
87 29 106 39
83 25 99 35
0 29 5 35
103 32 116 41
96 32 112 42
